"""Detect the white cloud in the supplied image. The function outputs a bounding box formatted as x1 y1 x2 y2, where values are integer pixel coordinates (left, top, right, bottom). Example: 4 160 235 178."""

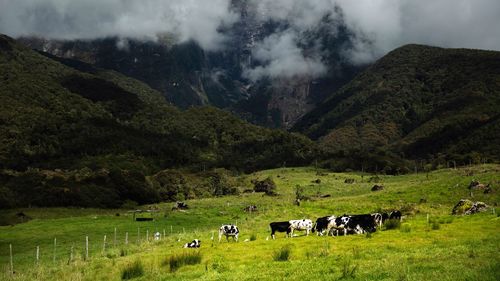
243 31 327 81
0 0 238 51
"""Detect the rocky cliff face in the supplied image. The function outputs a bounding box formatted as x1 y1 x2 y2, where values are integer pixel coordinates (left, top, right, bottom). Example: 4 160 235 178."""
18 0 363 128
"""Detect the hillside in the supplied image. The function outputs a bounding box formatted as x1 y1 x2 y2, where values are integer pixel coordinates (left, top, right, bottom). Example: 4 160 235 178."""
0 34 315 208
293 44 500 171
0 165 499 280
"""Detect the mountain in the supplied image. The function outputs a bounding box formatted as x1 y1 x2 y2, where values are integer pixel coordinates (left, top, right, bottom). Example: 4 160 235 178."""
0 34 315 208
17 0 363 129
293 44 500 172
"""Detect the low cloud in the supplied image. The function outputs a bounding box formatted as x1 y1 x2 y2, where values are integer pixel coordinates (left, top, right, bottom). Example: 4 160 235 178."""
243 31 327 81
0 0 238 51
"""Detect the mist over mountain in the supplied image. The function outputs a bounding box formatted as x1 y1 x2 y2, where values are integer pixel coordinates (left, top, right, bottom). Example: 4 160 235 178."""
7 0 500 128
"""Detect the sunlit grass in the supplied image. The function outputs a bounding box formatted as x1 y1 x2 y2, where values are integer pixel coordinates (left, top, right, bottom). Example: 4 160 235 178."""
0 164 499 280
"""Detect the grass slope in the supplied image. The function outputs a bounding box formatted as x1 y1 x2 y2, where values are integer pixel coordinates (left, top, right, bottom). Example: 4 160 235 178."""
0 164 498 280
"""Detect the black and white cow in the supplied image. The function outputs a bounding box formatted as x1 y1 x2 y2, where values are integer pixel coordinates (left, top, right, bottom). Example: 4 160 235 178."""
183 239 201 248
329 214 377 236
371 213 383 228
269 221 291 239
389 210 402 221
312 216 336 236
289 219 313 237
218 224 239 242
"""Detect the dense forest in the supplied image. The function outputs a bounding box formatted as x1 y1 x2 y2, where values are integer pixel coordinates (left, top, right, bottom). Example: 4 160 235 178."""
0 35 314 208
293 44 500 173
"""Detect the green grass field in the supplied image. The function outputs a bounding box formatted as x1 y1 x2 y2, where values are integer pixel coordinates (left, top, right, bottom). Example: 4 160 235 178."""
1 165 499 280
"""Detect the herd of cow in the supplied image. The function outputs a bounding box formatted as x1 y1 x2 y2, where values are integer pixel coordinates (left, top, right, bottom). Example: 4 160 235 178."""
182 210 402 248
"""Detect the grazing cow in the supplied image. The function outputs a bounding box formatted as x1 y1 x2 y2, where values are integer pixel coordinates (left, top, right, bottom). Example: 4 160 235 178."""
330 214 377 236
269 221 291 239
313 216 336 236
389 210 402 221
219 225 239 242
347 214 377 233
183 239 201 248
289 219 313 237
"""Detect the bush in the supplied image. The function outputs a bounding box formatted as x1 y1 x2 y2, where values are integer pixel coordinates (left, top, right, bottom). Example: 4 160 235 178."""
166 252 202 272
253 177 277 196
431 222 440 230
384 219 401 230
250 233 257 241
400 224 411 233
121 260 144 280
273 246 291 261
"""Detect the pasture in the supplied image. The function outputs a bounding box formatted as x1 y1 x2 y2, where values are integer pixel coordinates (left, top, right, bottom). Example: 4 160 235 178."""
1 164 499 280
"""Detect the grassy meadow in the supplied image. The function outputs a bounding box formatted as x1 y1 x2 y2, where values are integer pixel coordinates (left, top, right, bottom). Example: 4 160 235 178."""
1 164 499 280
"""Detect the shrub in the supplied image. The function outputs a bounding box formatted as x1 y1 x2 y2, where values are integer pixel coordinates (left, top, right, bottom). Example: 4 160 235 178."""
400 224 411 233
273 246 291 261
340 259 358 279
166 252 202 272
384 219 401 230
431 222 440 230
253 177 277 196
121 260 144 280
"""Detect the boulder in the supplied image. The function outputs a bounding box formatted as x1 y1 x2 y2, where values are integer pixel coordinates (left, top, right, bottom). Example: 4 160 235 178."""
371 185 384 191
452 199 488 215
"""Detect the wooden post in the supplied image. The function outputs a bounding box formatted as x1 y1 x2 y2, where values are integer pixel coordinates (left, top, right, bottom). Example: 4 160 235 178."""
146 230 149 242
53 238 57 264
125 232 128 245
102 235 107 254
170 225 173 234
36 245 39 265
9 244 13 275
114 227 117 248
85 236 89 261
137 228 140 244
163 229 166 239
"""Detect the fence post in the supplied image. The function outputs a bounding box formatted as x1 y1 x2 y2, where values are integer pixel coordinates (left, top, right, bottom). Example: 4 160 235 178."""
36 245 39 265
146 230 149 242
114 227 117 248
170 225 173 234
9 244 13 275
85 236 89 261
102 235 107 254
53 238 57 264
137 228 140 244
125 232 129 245
163 229 166 239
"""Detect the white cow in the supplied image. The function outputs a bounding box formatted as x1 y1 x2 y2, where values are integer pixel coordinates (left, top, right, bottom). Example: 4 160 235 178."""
288 219 313 237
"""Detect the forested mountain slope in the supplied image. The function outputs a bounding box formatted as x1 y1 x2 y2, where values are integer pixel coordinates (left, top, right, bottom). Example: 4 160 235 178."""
293 44 500 171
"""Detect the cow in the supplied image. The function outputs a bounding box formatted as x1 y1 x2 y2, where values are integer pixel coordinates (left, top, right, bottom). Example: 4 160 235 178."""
371 213 383 228
154 231 161 241
347 214 377 233
289 219 313 237
269 221 291 239
389 210 402 221
329 214 377 236
312 216 336 236
218 224 239 242
183 239 201 248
